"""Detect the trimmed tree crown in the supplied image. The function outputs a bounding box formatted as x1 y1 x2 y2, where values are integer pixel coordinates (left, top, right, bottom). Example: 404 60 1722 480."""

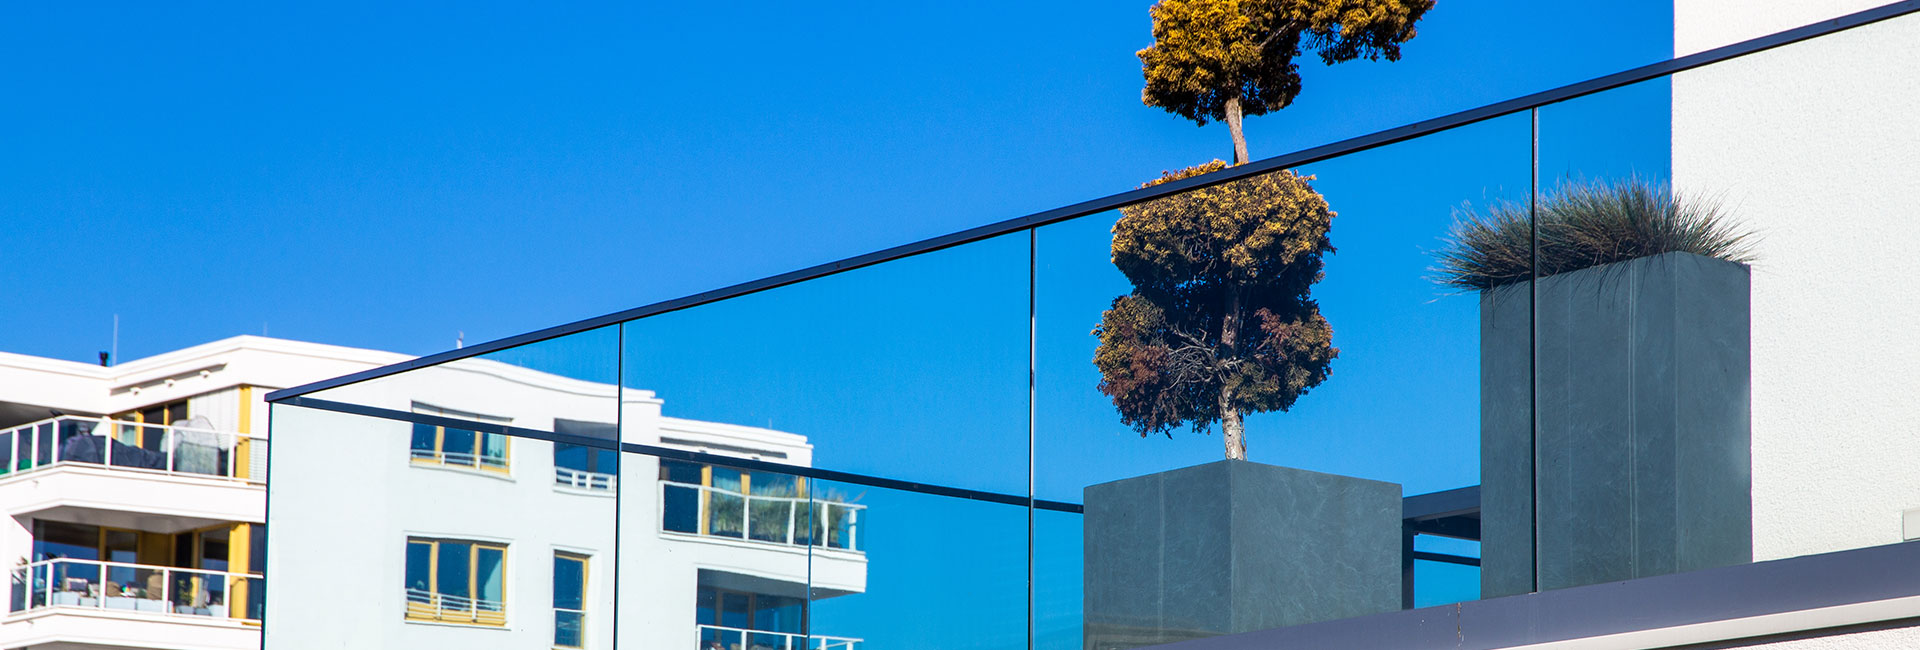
1138 0 1436 126
1094 162 1340 440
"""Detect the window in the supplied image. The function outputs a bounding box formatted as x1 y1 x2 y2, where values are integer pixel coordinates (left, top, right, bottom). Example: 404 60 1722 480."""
408 404 510 474
404 538 506 626
553 552 588 648
553 420 617 492
695 586 807 649
110 399 189 453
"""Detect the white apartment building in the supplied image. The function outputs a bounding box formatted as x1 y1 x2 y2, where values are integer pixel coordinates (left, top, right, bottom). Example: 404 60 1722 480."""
0 336 405 650
0 335 871 650
264 353 870 650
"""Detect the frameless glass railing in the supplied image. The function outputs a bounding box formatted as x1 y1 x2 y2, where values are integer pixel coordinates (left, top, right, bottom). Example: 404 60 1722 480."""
0 416 265 483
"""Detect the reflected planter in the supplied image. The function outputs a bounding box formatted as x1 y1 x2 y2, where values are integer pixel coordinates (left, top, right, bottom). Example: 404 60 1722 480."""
1083 459 1402 650
1481 251 1752 598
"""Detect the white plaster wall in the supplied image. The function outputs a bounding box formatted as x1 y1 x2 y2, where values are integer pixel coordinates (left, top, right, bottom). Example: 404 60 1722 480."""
1676 0 1902 55
268 359 864 650
1672 2 1920 561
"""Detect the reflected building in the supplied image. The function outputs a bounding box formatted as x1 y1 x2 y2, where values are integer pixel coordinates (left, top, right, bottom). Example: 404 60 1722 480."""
267 353 869 650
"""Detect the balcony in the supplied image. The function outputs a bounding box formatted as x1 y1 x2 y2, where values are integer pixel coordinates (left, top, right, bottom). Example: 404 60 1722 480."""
0 416 266 526
697 623 860 650
556 466 618 492
0 416 264 484
660 480 864 552
403 588 507 627
10 557 260 620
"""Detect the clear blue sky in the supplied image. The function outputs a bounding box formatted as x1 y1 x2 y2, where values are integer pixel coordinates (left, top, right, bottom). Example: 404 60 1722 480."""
4 0 1671 365
11 1 1676 646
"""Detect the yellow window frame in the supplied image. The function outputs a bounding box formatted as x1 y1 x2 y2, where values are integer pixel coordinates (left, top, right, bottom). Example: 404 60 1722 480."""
553 551 589 649
410 424 512 475
404 537 509 627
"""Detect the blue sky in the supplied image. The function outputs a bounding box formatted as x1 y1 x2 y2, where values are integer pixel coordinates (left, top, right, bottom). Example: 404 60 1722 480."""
15 1 1675 646
3 0 1671 364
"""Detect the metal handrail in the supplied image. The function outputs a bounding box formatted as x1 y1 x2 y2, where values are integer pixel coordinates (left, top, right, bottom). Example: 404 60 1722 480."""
404 587 506 624
0 416 265 484
10 557 261 620
660 480 864 551
696 623 862 650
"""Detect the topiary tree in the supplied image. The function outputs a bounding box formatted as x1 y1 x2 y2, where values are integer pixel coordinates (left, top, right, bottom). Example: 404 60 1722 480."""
1139 0 1435 164
1094 161 1340 460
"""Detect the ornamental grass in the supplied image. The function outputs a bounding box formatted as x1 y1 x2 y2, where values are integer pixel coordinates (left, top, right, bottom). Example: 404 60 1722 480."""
1433 177 1757 291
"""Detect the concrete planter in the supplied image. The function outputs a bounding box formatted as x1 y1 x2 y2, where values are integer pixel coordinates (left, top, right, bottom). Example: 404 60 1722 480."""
1481 252 1752 598
1084 460 1402 650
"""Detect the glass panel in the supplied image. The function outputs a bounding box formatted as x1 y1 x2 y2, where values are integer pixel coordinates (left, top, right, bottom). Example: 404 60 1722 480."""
554 554 585 609
268 331 618 646
436 542 471 599
1526 75 1723 596
618 233 1030 495
34 521 99 561
808 478 1025 650
622 456 809 648
405 542 431 603
1037 114 1527 643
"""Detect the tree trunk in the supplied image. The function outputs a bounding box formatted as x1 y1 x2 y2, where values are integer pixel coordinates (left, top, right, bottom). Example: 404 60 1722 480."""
1220 284 1247 460
1224 96 1250 166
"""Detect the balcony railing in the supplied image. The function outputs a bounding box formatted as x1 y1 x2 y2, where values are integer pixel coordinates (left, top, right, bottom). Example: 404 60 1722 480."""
697 623 861 650
9 558 262 621
0 416 265 484
404 587 507 626
556 466 618 492
661 481 864 552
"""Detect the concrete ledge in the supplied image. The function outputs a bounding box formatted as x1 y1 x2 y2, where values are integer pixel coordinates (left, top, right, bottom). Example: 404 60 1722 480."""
1148 540 1920 650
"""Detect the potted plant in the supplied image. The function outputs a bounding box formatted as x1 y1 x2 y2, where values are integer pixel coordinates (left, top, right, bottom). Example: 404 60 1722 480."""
1435 177 1757 597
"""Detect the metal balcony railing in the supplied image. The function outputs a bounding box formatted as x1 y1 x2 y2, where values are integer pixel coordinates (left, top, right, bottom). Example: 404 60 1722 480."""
556 466 618 492
0 416 265 484
404 587 507 626
697 623 861 650
9 558 262 621
661 481 864 552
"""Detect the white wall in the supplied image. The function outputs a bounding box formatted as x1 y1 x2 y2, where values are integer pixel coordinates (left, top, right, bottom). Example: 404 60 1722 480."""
1673 1 1920 561
268 357 865 650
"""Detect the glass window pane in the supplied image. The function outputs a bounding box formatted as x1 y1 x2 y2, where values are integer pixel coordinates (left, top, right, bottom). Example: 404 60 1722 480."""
410 423 436 457
436 542 471 599
441 429 475 465
553 555 585 610
405 542 432 597
479 433 508 468
34 521 99 561
475 547 504 603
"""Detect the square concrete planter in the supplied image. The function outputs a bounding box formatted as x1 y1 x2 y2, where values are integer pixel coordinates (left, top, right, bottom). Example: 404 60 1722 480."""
1084 460 1402 650
1481 251 1752 598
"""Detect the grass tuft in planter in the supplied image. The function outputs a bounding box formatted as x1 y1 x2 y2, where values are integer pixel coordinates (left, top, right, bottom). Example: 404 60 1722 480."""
1433 177 1756 291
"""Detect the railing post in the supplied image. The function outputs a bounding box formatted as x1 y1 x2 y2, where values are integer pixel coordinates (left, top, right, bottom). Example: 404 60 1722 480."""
743 493 752 539
788 500 798 545
104 421 114 467
847 508 858 550
30 426 39 469
168 426 179 474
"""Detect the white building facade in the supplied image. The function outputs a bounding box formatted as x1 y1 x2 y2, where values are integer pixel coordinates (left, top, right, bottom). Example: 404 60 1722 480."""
0 337 404 650
265 354 869 650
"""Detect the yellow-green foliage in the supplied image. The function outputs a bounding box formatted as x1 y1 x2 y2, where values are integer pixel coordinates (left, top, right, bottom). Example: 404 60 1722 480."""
1139 0 1435 126
1094 162 1340 437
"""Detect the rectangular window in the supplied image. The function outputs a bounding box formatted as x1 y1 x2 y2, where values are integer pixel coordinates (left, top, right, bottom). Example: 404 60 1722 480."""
408 404 511 474
553 553 587 648
403 537 507 626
